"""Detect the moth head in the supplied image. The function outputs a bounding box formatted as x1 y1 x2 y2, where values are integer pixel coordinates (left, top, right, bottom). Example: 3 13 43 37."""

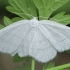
29 17 39 28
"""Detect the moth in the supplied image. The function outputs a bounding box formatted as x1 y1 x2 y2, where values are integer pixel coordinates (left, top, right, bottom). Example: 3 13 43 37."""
0 17 70 63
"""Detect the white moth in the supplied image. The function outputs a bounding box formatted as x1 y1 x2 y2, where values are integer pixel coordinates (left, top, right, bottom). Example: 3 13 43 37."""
0 17 70 63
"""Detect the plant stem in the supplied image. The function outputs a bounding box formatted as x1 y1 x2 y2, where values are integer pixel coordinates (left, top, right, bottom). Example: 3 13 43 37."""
31 58 35 70
46 63 70 70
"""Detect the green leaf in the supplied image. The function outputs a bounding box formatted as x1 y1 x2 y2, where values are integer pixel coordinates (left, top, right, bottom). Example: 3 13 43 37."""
4 16 13 26
67 50 70 54
12 0 31 15
12 17 23 22
23 63 31 70
33 0 69 20
8 0 21 11
46 63 70 70
7 0 35 19
25 0 37 17
50 12 66 20
6 6 30 19
44 0 69 19
13 54 24 63
50 12 70 25
33 0 47 20
33 0 44 9
0 24 4 29
25 56 31 62
59 69 64 70
7 0 69 20
47 62 55 69
43 64 48 70
43 62 55 70
14 68 24 70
